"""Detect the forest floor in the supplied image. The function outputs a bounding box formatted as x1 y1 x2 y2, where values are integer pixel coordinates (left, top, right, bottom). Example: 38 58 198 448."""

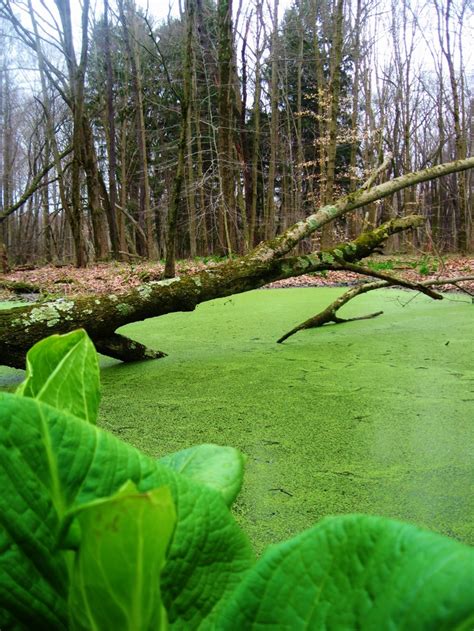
0 254 473 300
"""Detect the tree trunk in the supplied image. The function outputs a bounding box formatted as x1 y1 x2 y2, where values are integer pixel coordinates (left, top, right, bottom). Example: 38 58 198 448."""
295 0 304 231
217 0 235 254
347 0 362 238
186 90 197 258
437 0 469 252
164 0 194 278
320 0 345 249
103 0 121 260
81 118 109 260
249 0 263 247
41 137 52 263
164 109 188 278
119 0 156 259
55 0 93 267
265 0 279 241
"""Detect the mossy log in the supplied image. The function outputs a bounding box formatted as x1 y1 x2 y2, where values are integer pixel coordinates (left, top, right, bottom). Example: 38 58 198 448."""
0 279 43 294
2 156 474 369
0 216 423 368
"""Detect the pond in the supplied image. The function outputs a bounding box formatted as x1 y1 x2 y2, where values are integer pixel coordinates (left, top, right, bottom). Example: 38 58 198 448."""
1 288 473 553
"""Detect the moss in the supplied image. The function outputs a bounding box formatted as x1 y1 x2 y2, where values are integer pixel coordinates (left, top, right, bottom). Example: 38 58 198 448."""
23 305 61 328
144 348 159 358
6 300 75 332
54 300 75 312
294 257 310 271
321 252 336 264
115 303 134 316
137 284 153 299
306 217 319 229
152 277 181 287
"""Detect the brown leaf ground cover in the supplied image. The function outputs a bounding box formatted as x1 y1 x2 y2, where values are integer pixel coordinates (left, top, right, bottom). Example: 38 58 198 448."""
0 255 473 301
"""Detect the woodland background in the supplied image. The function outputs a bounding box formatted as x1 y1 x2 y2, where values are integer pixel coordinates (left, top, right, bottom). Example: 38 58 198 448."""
0 0 472 270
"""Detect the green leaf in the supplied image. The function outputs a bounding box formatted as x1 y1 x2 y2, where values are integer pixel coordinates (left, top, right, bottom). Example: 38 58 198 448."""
218 514 474 630
67 481 176 631
159 444 245 506
0 393 253 630
16 329 100 424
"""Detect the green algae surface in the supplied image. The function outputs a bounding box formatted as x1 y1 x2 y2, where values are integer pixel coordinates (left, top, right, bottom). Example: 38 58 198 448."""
1 289 473 553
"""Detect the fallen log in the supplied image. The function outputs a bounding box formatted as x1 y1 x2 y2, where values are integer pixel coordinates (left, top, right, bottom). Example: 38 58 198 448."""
1 156 474 369
0 216 423 368
0 279 43 295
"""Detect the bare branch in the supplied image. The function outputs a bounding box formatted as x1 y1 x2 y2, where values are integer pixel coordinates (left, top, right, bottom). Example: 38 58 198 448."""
0 146 73 223
361 152 392 190
327 261 443 300
277 275 474 344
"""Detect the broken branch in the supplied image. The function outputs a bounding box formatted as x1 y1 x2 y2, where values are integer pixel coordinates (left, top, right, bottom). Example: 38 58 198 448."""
277 275 474 344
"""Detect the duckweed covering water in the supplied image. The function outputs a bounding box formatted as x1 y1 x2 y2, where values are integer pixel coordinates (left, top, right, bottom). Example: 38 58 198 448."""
1 288 473 553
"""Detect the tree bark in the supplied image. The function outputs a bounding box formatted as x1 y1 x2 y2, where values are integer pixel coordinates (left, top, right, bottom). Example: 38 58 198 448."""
102 0 121 260
119 0 156 259
438 0 469 252
164 0 194 278
94 334 167 362
249 0 263 247
265 0 279 241
217 0 235 254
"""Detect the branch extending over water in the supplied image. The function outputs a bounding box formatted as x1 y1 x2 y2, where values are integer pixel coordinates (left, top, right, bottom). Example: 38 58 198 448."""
277 275 474 344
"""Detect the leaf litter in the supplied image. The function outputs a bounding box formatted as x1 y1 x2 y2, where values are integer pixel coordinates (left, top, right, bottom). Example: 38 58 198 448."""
0 256 473 300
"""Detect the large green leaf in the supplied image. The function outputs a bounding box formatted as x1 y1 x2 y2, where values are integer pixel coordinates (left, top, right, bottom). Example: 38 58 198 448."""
218 514 474 629
67 481 176 631
159 444 245 506
0 393 253 630
16 329 100 424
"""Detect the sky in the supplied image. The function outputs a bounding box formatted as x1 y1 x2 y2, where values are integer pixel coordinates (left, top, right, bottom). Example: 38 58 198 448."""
15 0 474 91
137 0 294 25
138 0 180 21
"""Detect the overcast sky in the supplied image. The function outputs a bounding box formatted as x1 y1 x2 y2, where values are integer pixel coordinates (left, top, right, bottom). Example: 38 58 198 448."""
136 0 294 25
136 0 180 22
18 0 474 86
